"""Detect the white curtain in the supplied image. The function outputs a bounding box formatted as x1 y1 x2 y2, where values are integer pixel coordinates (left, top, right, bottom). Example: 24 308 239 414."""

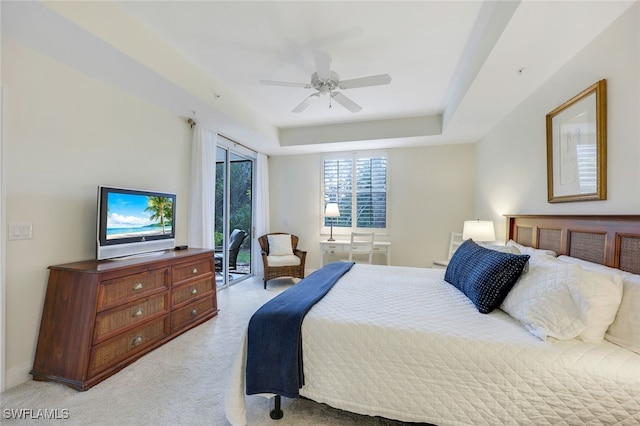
188 125 216 249
252 152 270 276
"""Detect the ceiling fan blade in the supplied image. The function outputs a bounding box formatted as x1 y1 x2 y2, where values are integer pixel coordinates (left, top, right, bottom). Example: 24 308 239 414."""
331 92 362 113
293 93 320 113
339 74 391 89
260 80 311 89
314 49 332 81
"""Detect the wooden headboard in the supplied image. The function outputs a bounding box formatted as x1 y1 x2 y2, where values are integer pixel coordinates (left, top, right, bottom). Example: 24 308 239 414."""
506 215 640 274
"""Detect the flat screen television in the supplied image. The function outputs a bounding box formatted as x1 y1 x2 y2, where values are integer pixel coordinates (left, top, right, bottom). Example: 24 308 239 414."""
96 186 176 260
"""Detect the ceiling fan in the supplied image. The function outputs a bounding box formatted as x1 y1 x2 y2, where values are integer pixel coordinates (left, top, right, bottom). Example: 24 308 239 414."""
260 49 391 113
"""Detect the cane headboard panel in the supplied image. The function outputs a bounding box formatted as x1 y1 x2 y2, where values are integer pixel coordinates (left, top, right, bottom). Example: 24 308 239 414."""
506 215 640 274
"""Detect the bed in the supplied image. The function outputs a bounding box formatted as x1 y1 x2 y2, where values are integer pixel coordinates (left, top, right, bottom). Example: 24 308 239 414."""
226 215 640 425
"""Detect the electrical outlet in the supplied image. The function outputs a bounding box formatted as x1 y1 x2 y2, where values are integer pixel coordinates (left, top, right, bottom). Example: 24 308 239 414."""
8 222 32 240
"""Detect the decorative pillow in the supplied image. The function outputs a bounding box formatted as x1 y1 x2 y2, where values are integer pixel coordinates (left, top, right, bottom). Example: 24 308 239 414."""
444 239 530 314
501 256 586 341
557 255 638 352
507 240 557 257
267 234 294 256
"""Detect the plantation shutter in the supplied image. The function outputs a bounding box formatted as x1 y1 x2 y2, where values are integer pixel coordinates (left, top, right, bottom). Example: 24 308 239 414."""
323 158 353 227
356 155 387 228
323 151 387 232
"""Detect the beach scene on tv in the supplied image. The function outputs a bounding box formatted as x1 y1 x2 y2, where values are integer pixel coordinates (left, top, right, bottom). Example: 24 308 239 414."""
106 193 173 240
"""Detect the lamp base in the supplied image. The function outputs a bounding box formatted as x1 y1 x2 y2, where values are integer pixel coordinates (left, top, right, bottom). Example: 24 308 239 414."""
328 221 335 241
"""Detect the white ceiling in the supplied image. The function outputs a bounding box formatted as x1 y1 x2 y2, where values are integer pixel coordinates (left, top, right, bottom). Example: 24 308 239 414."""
3 1 636 155
118 1 483 128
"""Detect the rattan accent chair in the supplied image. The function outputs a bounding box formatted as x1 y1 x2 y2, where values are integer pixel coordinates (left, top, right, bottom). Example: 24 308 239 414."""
258 233 307 289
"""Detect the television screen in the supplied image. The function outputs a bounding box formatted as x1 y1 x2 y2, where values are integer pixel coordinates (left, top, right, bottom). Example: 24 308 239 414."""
97 186 176 260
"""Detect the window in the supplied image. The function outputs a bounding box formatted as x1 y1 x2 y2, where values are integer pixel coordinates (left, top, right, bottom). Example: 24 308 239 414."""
322 151 388 234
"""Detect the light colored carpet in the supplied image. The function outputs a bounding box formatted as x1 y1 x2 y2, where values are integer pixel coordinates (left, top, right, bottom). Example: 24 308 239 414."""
1 276 420 425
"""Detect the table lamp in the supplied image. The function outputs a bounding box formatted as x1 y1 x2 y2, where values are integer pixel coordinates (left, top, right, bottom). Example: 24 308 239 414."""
325 203 340 241
462 220 496 242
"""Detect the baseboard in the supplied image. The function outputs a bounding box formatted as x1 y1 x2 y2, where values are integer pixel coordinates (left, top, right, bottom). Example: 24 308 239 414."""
5 360 32 390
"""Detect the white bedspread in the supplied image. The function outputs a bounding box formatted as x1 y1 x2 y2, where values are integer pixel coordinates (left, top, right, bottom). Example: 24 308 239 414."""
226 264 640 425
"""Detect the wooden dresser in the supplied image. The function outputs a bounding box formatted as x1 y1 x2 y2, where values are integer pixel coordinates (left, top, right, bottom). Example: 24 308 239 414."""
31 248 218 391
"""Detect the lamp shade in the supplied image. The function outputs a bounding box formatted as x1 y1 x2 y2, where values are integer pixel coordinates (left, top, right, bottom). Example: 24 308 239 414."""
462 220 496 242
325 203 340 218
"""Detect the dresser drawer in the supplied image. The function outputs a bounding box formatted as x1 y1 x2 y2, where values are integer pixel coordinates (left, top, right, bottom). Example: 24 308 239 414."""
88 317 169 377
97 268 168 311
172 278 215 307
172 258 213 284
93 293 169 344
171 295 216 333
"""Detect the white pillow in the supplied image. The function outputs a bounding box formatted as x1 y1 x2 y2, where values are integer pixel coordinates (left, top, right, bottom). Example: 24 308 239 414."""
478 243 526 271
507 240 557 257
557 255 638 352
478 243 521 255
267 234 294 256
572 268 623 343
501 256 586 341
606 273 640 354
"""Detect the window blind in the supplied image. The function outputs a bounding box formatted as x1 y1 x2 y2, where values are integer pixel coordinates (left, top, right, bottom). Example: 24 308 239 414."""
323 152 387 231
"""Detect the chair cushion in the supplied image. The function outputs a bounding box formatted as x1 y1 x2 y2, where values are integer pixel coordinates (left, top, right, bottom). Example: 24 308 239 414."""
267 234 294 256
267 254 301 267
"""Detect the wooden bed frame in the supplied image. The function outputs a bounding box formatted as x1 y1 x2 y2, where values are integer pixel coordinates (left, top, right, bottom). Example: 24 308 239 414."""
506 215 640 274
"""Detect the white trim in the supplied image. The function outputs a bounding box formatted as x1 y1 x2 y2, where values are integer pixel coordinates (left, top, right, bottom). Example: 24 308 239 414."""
1 85 6 392
5 360 32 390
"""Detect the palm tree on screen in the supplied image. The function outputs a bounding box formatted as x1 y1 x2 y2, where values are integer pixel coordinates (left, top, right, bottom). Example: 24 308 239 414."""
145 197 173 235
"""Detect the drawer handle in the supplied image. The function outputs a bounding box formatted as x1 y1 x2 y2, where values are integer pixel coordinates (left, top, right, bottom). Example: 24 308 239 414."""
191 288 198 295
191 309 198 316
133 283 143 291
131 336 143 346
132 308 144 318
192 268 198 274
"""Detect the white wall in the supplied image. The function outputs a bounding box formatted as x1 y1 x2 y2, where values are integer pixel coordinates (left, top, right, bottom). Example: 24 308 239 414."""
2 40 192 388
475 3 640 241
268 143 476 270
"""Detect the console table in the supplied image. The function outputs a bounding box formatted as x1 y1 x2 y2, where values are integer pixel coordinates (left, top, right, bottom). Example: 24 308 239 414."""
31 248 218 391
319 240 391 265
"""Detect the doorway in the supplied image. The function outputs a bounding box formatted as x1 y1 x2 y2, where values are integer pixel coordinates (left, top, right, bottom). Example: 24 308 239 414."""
215 142 254 288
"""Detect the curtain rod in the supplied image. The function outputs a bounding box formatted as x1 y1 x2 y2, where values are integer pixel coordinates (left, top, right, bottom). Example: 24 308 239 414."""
218 133 257 155
185 116 257 156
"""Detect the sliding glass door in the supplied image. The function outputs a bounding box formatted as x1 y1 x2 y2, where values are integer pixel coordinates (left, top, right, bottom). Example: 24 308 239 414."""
215 142 254 288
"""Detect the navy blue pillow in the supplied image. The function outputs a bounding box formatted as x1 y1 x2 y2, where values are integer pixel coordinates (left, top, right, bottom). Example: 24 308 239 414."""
444 239 530 314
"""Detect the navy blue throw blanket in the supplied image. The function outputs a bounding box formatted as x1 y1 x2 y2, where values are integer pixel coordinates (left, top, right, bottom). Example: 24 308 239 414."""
245 261 355 398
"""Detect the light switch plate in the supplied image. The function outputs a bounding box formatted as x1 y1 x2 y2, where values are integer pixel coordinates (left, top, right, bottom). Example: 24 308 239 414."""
8 222 32 240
